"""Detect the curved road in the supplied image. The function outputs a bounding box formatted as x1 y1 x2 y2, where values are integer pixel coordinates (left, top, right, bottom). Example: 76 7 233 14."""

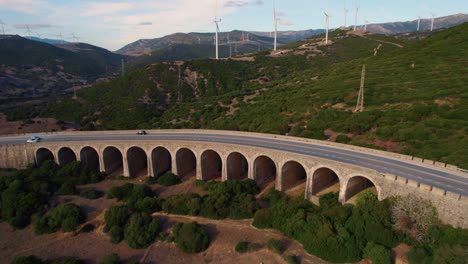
1 132 467 196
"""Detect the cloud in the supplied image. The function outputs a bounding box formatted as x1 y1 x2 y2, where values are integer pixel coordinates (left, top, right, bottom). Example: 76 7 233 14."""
137 22 153 26
14 24 54 29
0 0 49 14
279 20 294 26
224 0 263 8
82 2 133 17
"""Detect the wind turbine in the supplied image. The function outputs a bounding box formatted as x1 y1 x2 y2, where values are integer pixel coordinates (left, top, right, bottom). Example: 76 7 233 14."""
364 18 368 32
273 1 280 51
0 19 6 35
430 13 435 31
71 33 80 43
25 25 33 39
343 0 348 27
417 16 421 31
55 32 64 44
354 0 359 31
324 12 330 44
35 32 42 38
213 0 221 60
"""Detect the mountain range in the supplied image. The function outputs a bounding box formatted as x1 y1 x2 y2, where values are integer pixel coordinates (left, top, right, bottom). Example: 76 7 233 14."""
0 35 124 107
116 13 468 57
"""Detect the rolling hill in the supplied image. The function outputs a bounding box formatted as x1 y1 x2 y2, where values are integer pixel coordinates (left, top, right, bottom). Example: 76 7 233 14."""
0 35 124 106
5 23 468 168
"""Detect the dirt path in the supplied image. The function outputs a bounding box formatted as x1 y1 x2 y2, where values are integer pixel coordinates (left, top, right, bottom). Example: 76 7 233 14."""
152 212 333 264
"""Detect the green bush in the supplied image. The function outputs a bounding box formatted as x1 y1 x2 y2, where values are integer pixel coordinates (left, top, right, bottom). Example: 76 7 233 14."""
33 204 83 234
433 245 468 264
79 189 103 199
155 172 181 186
363 242 392 264
109 226 124 244
11 255 44 264
319 192 340 210
106 183 153 204
173 221 210 253
104 205 130 233
235 241 249 253
267 238 283 254
162 193 202 215
124 213 160 249
100 254 121 264
56 182 76 196
284 255 300 264
335 134 351 143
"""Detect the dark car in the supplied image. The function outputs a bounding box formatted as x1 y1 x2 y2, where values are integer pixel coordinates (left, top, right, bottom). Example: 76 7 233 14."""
137 130 147 135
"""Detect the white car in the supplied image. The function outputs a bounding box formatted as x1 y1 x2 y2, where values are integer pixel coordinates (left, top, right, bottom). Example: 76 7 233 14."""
26 136 41 143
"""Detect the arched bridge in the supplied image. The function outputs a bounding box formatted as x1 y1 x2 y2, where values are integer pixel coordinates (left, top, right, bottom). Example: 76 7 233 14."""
0 130 467 227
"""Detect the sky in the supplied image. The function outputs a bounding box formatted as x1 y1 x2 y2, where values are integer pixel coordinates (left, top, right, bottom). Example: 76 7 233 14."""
0 0 467 51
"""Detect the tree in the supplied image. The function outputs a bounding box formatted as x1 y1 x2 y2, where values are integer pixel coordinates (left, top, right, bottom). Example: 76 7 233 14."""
173 221 210 253
363 242 392 264
391 194 439 241
124 213 160 249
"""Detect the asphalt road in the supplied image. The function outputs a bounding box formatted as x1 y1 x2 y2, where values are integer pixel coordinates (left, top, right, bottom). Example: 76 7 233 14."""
1 132 467 196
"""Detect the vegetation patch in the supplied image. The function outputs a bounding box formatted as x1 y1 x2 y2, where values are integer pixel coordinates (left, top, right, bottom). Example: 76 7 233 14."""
33 203 84 234
0 161 103 229
173 221 210 253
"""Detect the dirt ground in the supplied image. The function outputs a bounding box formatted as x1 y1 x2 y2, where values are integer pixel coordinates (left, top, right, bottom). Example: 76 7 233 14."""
0 114 76 136
0 176 368 264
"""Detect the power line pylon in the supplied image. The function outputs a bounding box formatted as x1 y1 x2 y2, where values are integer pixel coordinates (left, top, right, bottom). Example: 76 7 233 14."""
355 64 366 112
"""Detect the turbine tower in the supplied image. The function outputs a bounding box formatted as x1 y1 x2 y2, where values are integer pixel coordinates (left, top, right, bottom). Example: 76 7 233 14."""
430 13 435 31
213 0 221 59
364 18 368 32
273 1 280 51
324 12 330 44
417 16 421 31
55 32 64 44
354 0 358 31
71 33 80 43
343 0 348 27
25 25 33 39
0 19 6 35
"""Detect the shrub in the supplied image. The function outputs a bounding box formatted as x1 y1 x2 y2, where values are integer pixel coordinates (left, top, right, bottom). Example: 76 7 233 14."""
363 242 392 264
356 189 378 206
109 226 124 244
100 254 121 264
124 213 160 249
284 255 300 264
173 221 210 253
104 205 130 233
79 189 103 200
81 223 95 233
267 238 283 254
56 182 76 196
155 172 181 186
335 134 351 143
134 197 162 214
162 193 202 215
319 192 340 210
433 245 468 264
11 255 44 264
235 241 249 253
34 204 83 234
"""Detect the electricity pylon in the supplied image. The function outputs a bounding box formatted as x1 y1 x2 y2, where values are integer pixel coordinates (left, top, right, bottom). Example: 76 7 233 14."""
355 64 366 112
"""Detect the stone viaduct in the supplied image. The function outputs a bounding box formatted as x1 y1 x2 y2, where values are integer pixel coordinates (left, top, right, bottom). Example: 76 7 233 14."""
0 130 467 228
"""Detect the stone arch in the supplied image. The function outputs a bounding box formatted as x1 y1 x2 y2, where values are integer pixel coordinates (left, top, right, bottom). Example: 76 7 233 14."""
310 167 340 196
201 149 222 181
127 146 148 178
227 152 248 180
80 146 100 171
344 176 378 202
253 155 277 189
151 147 172 177
58 147 77 166
36 148 55 166
103 146 123 175
281 160 307 192
176 148 196 178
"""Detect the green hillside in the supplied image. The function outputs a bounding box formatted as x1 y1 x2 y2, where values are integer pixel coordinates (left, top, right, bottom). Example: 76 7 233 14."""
6 23 468 168
0 36 123 78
